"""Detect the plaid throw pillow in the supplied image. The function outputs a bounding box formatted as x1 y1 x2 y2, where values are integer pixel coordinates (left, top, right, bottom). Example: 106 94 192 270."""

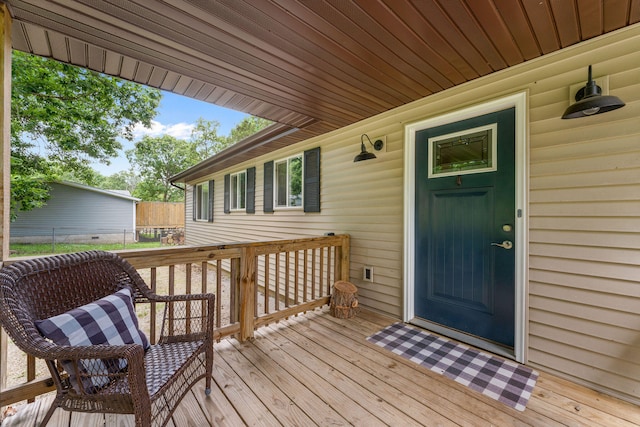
35 287 150 393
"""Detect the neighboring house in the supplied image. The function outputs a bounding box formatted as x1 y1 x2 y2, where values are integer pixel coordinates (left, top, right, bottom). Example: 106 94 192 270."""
173 27 640 406
11 181 139 244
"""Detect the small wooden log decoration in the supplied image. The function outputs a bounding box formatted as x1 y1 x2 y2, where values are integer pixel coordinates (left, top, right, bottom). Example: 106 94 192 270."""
329 281 359 319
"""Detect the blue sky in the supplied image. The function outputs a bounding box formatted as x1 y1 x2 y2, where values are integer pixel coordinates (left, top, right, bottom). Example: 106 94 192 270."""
93 91 249 175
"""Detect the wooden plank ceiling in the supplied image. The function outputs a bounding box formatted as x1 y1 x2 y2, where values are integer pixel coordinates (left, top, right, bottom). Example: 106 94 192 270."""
6 0 640 180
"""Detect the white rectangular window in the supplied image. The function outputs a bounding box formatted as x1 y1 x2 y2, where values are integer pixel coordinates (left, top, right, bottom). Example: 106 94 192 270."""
275 154 303 208
195 182 209 220
231 171 246 210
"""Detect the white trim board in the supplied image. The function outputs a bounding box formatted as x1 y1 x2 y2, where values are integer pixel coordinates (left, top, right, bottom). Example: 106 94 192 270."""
403 92 528 363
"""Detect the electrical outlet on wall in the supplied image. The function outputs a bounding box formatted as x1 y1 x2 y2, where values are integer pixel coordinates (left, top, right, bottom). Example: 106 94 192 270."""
363 266 374 282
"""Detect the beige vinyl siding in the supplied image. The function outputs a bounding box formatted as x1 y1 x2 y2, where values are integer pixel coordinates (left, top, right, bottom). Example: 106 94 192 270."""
524 28 640 403
185 24 640 404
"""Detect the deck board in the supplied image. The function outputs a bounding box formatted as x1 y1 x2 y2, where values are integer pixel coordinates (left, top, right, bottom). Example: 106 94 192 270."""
2 308 638 426
226 336 352 426
252 326 385 427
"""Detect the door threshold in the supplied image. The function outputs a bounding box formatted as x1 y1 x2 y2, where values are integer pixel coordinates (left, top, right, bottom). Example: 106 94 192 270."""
409 317 515 360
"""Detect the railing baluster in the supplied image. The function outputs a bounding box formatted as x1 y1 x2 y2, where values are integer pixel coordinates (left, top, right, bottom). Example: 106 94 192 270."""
303 249 308 302
216 260 222 330
230 258 240 325
26 355 35 403
294 250 299 306
150 267 157 344
275 254 280 310
264 254 270 315
311 248 316 300
254 256 259 318
185 263 192 336
319 248 324 296
285 251 290 308
168 265 175 335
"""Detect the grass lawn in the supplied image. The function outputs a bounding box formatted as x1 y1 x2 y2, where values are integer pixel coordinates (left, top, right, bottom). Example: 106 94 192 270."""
10 241 163 257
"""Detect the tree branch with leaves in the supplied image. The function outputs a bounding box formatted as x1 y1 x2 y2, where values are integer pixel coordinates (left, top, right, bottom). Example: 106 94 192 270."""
10 51 160 218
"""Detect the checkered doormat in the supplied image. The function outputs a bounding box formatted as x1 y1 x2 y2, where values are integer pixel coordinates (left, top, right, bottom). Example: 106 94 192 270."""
366 323 538 411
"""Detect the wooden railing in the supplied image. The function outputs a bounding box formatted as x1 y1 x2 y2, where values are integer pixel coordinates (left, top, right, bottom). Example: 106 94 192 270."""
0 234 349 407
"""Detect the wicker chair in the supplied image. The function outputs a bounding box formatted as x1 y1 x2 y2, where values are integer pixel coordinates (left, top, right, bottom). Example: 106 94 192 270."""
0 251 215 427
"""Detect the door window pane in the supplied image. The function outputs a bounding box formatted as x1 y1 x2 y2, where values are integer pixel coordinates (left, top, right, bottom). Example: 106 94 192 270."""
428 123 497 178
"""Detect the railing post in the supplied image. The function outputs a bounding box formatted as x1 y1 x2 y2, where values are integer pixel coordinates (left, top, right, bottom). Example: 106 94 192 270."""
239 246 256 341
338 235 350 282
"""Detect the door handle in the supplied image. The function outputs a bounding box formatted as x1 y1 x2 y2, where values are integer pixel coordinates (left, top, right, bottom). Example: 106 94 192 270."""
491 240 513 250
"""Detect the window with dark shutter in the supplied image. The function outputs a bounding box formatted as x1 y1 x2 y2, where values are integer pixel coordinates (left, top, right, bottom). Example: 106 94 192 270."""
246 167 256 214
224 174 230 214
264 161 274 213
304 147 321 212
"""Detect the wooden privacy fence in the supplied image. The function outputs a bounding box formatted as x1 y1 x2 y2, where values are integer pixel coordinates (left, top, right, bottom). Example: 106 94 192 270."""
0 234 350 407
136 201 184 229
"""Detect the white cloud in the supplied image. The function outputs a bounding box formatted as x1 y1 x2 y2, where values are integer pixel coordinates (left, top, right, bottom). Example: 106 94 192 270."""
131 120 194 140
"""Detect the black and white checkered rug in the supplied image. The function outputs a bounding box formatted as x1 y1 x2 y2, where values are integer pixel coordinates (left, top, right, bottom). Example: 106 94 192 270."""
366 322 538 411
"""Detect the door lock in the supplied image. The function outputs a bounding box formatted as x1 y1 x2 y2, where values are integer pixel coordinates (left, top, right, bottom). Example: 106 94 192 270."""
491 240 513 250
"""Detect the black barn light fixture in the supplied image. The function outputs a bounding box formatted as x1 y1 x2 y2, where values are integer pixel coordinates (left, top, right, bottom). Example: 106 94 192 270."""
561 65 625 119
354 134 384 162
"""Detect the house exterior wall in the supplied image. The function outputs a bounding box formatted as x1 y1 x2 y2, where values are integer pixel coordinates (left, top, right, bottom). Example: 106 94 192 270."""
185 24 640 404
11 183 137 243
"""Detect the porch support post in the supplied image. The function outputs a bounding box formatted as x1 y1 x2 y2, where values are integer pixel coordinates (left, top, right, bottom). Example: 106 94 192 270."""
0 2 10 396
239 246 256 341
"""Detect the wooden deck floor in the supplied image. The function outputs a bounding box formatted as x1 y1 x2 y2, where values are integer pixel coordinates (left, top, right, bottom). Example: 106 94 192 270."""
3 308 639 426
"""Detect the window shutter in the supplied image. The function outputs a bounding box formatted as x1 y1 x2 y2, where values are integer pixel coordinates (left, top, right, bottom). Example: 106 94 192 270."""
192 185 197 221
263 161 274 213
303 147 321 213
246 167 256 214
223 174 230 214
208 180 214 222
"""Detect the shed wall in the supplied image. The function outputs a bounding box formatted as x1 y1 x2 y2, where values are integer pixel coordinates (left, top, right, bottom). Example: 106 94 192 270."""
11 183 136 242
185 25 640 404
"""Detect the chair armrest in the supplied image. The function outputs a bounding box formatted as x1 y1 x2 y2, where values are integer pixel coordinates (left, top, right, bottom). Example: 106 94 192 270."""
154 293 215 343
44 343 148 397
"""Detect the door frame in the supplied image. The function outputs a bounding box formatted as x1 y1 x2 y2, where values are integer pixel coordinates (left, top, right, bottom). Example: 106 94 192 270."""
403 92 528 363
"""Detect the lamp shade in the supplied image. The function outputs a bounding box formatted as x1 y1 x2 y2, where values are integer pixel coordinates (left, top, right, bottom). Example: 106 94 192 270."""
561 94 626 119
354 147 377 162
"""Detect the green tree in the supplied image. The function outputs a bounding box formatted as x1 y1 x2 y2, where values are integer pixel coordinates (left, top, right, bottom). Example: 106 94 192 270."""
11 51 160 217
97 170 140 195
188 116 272 161
190 118 227 158
226 116 272 144
126 135 199 202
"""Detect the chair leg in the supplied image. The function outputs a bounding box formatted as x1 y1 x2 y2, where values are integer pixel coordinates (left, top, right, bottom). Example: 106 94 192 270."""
205 345 213 396
39 394 63 427
134 406 152 427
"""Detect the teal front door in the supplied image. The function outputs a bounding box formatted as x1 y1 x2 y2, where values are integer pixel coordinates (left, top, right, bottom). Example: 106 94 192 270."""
415 107 515 348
